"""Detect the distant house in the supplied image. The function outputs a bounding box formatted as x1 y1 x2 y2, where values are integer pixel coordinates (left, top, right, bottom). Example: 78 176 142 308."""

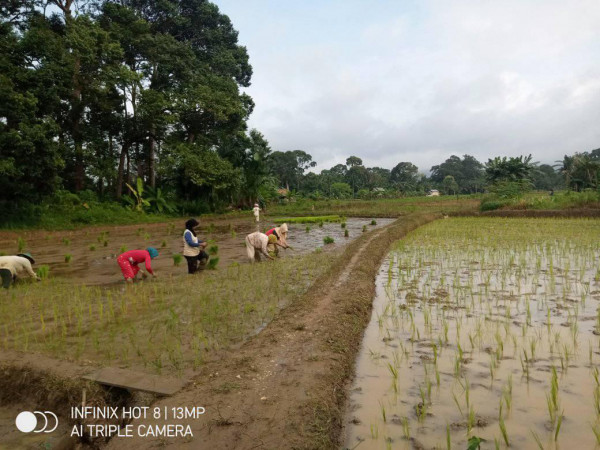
427 189 440 197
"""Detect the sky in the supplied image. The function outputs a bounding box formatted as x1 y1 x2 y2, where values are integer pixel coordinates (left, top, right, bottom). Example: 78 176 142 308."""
214 0 600 173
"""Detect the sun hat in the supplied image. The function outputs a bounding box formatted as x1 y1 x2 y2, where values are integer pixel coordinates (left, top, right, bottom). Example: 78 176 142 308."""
146 247 159 259
17 253 35 264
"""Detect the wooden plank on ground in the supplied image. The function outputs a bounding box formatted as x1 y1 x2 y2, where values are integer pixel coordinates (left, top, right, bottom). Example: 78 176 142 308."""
83 367 186 396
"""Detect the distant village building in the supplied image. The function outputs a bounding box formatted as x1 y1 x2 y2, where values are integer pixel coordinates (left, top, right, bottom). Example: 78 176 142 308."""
427 189 440 197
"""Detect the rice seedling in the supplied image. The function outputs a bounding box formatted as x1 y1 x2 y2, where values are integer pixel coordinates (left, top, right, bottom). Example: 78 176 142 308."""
344 229 349 237
62 237 70 246
530 429 544 449
161 240 167 248
499 400 509 446
371 219 377 225
89 244 96 251
36 265 50 280
17 237 26 252
173 253 183 266
208 245 219 256
64 254 72 263
323 236 334 245
305 226 310 233
207 258 219 270
362 225 367 232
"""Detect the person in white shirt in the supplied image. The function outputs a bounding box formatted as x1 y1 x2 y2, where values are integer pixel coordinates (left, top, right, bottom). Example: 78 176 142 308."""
183 218 209 274
0 253 40 288
245 232 276 262
252 203 261 222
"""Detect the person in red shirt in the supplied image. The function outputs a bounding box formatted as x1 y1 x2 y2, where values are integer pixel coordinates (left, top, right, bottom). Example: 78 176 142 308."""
117 247 158 283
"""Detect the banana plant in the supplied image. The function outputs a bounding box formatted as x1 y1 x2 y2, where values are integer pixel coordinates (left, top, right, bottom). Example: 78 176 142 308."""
124 177 150 211
145 187 176 213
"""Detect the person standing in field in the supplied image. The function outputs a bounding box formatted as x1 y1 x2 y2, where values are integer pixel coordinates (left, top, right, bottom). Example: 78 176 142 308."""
183 218 209 274
0 253 40 288
245 232 277 262
117 247 158 283
252 203 261 222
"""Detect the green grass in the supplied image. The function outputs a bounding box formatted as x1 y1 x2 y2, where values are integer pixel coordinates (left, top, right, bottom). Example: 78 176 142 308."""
0 251 334 373
0 201 175 230
481 189 600 211
270 196 480 218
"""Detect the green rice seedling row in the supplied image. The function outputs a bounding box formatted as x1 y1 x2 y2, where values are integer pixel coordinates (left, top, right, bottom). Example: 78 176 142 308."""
345 217 600 449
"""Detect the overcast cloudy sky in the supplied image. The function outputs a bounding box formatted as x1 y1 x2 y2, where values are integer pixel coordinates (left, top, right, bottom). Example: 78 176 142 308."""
214 0 600 173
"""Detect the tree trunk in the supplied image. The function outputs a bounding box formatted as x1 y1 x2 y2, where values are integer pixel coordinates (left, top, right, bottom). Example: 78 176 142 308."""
148 129 156 188
116 141 131 199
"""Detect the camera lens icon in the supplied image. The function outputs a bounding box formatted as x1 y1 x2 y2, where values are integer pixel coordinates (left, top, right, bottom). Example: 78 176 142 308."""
15 411 58 433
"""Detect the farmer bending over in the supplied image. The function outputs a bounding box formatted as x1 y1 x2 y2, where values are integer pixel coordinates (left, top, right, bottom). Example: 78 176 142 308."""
117 247 158 283
265 223 290 256
183 218 209 274
246 232 281 262
0 253 40 289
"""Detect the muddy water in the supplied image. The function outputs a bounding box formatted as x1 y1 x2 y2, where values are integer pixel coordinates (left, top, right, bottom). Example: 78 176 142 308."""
0 218 392 286
345 218 600 449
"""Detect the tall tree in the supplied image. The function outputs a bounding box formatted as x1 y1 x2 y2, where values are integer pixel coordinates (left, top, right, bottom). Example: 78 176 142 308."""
390 162 419 193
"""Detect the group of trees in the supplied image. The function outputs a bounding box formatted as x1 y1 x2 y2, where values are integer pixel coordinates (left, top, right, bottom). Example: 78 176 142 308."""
1 0 271 213
284 150 596 200
1 1 598 217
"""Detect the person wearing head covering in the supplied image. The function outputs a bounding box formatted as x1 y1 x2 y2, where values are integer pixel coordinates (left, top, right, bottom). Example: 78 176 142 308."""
265 223 290 255
183 218 209 274
252 203 261 222
245 232 276 262
117 248 158 283
0 253 40 288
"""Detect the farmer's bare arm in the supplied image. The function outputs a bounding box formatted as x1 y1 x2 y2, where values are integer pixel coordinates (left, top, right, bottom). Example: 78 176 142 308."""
23 261 40 280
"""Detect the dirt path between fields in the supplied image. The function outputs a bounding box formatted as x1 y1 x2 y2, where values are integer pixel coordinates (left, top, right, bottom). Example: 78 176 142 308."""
100 213 438 450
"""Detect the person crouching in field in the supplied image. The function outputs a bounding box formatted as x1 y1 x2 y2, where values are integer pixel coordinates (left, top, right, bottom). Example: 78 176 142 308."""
183 218 209 274
0 253 40 289
117 247 158 283
265 223 290 256
245 232 277 262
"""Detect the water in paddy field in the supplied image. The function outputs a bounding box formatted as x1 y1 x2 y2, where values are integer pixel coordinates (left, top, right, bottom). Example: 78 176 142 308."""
345 218 600 450
0 218 393 286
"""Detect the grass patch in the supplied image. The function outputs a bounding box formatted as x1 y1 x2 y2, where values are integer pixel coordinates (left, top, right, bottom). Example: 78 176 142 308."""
0 250 334 373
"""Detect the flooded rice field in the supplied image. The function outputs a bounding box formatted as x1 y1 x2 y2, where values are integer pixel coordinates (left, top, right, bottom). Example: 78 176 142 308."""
0 217 392 286
345 218 600 449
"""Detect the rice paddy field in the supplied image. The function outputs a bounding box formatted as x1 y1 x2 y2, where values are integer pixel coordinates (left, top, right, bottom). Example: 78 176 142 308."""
345 217 600 449
0 217 392 375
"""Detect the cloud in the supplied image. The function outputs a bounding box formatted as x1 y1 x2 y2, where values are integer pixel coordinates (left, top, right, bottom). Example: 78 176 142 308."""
217 0 600 172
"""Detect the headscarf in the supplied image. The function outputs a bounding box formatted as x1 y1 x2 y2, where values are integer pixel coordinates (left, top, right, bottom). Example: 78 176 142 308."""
185 218 199 237
146 247 159 259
